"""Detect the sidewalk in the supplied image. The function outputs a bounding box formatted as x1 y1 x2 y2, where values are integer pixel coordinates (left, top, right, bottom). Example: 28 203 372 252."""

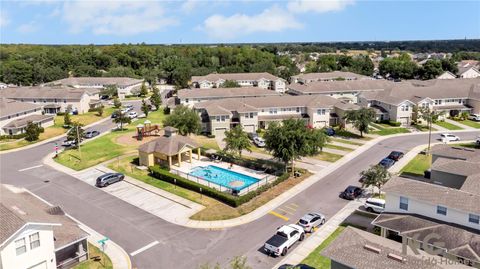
273 200 363 267
23 186 131 269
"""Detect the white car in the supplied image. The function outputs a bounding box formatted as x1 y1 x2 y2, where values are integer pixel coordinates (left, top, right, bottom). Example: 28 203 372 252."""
364 198 385 213
127 111 138 119
468 114 480 121
264 224 305 256
440 133 460 142
61 140 76 147
253 137 266 148
297 213 326 232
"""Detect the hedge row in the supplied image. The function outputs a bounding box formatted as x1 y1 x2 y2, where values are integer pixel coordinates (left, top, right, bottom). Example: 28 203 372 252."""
149 166 290 207
0 133 27 140
211 152 285 175
379 120 402 127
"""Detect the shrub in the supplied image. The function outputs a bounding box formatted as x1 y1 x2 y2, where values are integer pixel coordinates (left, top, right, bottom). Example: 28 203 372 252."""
163 106 171 115
56 112 65 116
380 120 401 127
149 166 291 207
207 134 215 138
0 133 28 140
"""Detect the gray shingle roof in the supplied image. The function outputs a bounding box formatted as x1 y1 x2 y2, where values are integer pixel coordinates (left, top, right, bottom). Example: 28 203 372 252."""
3 114 54 129
431 144 479 161
177 87 281 99
382 177 480 215
0 86 88 100
287 79 391 94
0 185 88 249
191 72 282 83
372 213 480 263
321 226 444 269
138 132 200 156
0 98 43 118
292 71 371 81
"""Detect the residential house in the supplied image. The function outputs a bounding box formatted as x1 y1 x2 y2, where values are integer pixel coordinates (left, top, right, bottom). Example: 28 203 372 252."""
291 71 373 84
0 86 99 114
457 61 480 79
193 95 358 136
49 77 144 99
0 184 89 269
437 71 456 80
138 127 201 168
321 226 457 269
0 98 54 135
287 80 392 104
358 79 480 125
371 145 480 267
190 73 286 93
176 87 281 107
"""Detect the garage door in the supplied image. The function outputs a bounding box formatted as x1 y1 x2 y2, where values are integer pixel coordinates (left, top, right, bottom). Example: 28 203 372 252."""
243 124 255 133
28 261 47 269
214 128 227 137
398 117 410 126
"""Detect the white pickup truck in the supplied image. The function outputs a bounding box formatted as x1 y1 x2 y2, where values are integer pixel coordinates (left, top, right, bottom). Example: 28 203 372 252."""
264 224 305 256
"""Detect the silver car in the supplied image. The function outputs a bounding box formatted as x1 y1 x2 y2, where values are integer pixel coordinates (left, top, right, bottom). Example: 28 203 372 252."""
297 213 326 233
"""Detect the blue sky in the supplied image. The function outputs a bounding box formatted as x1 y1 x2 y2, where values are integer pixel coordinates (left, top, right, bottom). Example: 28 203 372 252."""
1 0 479 44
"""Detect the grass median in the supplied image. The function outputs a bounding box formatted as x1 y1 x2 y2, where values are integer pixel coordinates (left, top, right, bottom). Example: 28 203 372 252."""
301 226 346 269
400 153 431 177
456 119 480 129
74 243 112 269
434 121 463 130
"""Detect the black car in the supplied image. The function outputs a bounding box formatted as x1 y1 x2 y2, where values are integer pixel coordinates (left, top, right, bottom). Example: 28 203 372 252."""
95 173 124 187
340 186 362 200
387 151 404 161
324 127 335 136
111 111 119 118
84 130 100 139
379 158 395 169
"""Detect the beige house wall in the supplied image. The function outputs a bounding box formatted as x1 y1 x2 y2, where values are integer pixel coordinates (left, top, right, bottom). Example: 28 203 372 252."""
138 151 154 166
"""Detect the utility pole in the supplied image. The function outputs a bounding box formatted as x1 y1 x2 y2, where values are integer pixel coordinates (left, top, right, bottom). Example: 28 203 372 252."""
76 125 82 159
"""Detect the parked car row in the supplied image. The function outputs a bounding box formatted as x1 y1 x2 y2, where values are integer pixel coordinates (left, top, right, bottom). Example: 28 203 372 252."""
378 150 405 169
264 212 327 257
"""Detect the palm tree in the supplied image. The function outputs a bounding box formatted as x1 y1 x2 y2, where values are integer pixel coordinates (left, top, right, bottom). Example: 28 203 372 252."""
223 125 252 157
419 107 445 154
113 110 131 130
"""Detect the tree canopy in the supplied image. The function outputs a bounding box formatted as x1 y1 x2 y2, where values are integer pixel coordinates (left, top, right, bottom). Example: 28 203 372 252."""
25 122 44 141
223 125 252 157
343 108 376 137
220 80 241 88
162 105 201 135
360 164 391 195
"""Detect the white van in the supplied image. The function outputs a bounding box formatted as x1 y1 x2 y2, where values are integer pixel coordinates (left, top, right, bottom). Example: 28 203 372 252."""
364 198 385 213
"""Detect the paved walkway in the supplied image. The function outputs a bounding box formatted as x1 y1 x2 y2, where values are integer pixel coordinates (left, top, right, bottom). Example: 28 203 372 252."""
274 200 363 267
329 140 359 150
23 186 132 269
445 118 475 130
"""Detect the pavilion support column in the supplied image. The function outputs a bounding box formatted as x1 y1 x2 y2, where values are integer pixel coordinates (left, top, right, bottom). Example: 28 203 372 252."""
168 155 172 168
189 149 192 163
197 148 201 160
178 152 181 167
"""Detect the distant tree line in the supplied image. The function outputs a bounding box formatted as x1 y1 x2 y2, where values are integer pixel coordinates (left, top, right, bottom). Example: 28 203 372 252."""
305 54 374 76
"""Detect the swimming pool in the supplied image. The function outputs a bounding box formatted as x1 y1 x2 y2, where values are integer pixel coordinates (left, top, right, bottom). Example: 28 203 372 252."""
189 165 259 191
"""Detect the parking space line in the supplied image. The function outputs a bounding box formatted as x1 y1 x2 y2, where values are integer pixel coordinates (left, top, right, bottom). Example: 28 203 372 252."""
278 207 296 215
269 211 289 221
290 203 299 208
18 165 43 172
283 205 298 211
130 241 159 257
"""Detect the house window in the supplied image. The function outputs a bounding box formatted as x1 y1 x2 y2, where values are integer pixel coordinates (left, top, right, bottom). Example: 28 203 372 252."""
317 109 326 115
215 116 220 122
399 196 408 211
469 214 480 224
29 232 40 249
437 205 447 216
296 107 300 113
15 238 26 255
185 98 189 103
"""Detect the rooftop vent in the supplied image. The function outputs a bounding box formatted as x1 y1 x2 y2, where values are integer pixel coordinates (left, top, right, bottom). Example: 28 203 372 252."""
363 244 381 254
387 253 406 263
46 205 65 216
164 126 178 137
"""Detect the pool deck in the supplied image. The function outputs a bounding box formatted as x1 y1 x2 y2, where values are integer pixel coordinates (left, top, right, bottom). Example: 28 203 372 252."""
171 154 271 181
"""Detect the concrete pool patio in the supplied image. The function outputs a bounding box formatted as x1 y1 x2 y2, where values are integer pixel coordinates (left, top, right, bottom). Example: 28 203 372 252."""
170 154 277 195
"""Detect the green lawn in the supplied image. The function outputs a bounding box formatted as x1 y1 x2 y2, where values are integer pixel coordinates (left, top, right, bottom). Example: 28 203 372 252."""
301 226 346 269
434 121 463 130
134 109 166 125
457 120 480 129
325 144 354 152
55 128 136 170
313 151 344 162
372 127 410 136
334 129 372 140
74 243 112 269
192 135 221 151
412 124 437 132
330 138 364 146
400 153 431 176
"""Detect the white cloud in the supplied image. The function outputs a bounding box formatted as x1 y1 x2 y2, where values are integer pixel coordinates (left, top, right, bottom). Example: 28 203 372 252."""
287 0 355 13
17 21 39 33
61 1 177 36
201 6 302 39
181 0 198 13
0 12 10 27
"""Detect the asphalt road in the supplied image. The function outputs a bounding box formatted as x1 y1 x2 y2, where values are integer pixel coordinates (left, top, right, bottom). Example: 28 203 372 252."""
1 110 478 269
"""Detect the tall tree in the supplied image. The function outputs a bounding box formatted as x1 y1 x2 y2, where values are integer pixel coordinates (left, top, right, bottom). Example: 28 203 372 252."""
141 99 149 117
223 125 252 157
419 107 445 154
63 110 72 126
150 86 162 110
360 164 391 196
162 105 201 135
67 122 85 147
343 108 376 137
220 80 241 88
101 85 118 98
25 122 43 141
264 119 328 175
420 59 443 80
113 97 122 108
139 81 148 97
97 105 104 116
113 111 131 130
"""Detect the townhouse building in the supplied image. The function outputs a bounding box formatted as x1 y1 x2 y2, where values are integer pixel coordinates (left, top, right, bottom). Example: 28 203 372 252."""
0 184 89 269
193 95 358 136
0 86 99 115
291 71 373 84
372 145 480 268
287 79 391 104
0 98 54 135
49 77 144 99
190 72 287 93
457 61 480 79
176 87 281 108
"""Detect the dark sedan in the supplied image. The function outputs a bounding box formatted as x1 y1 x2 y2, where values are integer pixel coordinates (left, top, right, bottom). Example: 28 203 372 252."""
379 158 395 169
95 173 124 187
84 130 100 139
339 186 362 200
387 151 404 161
